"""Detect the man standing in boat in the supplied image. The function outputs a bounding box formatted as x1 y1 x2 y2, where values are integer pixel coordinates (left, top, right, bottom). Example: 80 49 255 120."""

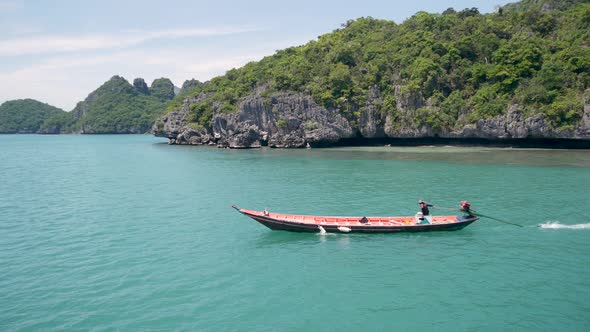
416 200 434 225
418 200 433 216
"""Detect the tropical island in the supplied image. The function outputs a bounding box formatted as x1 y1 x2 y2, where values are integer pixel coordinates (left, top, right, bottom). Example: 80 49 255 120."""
0 99 66 134
153 0 590 148
0 76 177 135
1 0 589 148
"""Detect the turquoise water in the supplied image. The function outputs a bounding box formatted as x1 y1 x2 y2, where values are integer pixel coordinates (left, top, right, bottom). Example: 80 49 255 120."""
1 135 589 331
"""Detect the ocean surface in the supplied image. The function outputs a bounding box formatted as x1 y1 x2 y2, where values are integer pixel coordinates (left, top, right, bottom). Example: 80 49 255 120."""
1 135 589 331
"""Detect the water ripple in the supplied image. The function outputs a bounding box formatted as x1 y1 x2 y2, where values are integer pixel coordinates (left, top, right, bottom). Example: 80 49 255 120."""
1 135 589 331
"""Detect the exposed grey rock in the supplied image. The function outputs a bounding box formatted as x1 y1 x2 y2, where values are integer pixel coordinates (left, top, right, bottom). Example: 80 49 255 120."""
154 86 590 148
383 85 427 137
577 89 590 137
208 91 338 148
541 3 553 12
358 86 386 137
180 79 202 93
154 89 354 148
212 91 354 148
152 93 211 144
133 78 150 95
149 78 175 101
450 104 575 139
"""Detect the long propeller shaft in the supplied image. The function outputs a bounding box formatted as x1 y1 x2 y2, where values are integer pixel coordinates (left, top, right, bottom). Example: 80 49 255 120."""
432 206 523 228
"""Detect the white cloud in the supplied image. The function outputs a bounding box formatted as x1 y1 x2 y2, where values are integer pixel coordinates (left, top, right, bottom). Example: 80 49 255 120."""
0 0 22 12
0 26 259 56
0 32 312 110
0 50 269 110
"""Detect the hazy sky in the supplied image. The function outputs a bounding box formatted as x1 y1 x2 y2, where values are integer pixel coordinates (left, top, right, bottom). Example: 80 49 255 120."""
0 0 515 110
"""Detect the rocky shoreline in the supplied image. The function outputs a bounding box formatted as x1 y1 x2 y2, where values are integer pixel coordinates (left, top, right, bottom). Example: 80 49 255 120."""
152 88 590 149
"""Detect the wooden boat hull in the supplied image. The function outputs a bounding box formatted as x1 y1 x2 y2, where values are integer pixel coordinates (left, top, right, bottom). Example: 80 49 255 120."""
233 206 478 233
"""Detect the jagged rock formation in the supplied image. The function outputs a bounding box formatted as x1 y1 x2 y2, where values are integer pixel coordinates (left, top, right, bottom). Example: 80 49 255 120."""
180 79 202 93
580 90 590 137
149 78 175 101
216 91 353 148
154 87 590 148
133 78 150 95
153 90 354 148
152 93 210 143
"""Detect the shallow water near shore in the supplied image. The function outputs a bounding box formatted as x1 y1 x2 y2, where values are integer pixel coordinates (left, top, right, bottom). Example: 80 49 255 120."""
1 135 589 331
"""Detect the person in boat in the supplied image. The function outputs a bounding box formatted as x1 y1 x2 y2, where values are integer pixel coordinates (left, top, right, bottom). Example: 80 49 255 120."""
418 200 433 216
460 201 475 216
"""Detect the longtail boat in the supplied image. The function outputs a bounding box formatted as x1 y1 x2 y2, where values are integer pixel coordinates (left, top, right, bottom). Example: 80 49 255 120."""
232 205 478 233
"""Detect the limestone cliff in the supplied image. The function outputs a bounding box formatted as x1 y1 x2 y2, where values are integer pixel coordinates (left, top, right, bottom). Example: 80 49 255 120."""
153 89 354 148
154 88 590 148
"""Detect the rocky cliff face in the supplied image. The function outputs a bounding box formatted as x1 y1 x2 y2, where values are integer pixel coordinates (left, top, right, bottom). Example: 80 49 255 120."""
152 93 211 143
578 90 590 138
149 78 176 101
153 90 354 148
217 92 354 148
154 88 590 148
180 79 202 93
133 78 150 95
451 92 590 140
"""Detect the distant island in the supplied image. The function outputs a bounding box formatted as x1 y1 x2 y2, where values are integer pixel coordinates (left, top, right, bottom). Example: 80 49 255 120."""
0 76 179 134
0 99 65 134
1 0 589 148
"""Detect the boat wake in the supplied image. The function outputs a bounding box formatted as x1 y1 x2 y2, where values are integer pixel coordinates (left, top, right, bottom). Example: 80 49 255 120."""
539 221 590 229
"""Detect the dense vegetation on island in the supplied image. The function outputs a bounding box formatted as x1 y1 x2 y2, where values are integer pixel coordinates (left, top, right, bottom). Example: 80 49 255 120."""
70 76 176 133
42 76 176 134
169 0 590 132
1 77 177 134
0 99 65 133
2 0 588 139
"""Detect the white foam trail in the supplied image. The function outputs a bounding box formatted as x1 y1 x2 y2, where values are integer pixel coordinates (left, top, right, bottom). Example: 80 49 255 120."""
318 225 327 235
539 221 590 229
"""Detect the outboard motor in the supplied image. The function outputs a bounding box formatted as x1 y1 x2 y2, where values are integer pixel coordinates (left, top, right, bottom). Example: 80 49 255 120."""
460 201 473 216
